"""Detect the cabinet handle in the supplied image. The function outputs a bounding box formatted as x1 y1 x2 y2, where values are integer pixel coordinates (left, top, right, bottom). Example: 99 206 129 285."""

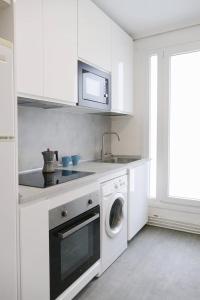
58 213 99 239
0 136 15 140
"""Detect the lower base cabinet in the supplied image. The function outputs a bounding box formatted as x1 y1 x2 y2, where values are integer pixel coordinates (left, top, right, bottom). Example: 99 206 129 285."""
128 161 149 240
20 201 49 300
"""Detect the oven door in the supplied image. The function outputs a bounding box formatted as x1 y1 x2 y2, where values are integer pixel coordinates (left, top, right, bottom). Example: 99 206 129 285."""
49 206 100 300
78 61 110 111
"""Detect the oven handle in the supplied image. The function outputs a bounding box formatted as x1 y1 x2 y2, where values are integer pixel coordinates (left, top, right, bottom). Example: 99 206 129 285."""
57 213 100 240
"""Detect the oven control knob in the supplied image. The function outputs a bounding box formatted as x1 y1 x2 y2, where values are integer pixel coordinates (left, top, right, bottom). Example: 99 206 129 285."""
88 199 93 205
61 210 68 217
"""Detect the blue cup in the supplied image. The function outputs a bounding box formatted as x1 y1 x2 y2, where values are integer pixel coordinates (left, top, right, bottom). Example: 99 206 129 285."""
62 156 71 167
71 155 81 166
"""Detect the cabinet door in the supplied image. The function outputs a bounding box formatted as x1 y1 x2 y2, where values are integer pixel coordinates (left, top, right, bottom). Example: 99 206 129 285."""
15 0 43 97
0 142 17 300
44 0 77 104
20 200 49 300
128 163 149 240
78 0 111 72
0 43 14 136
111 22 134 115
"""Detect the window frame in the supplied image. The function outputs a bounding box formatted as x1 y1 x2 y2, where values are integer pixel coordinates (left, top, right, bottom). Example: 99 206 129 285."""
161 41 200 208
148 54 158 200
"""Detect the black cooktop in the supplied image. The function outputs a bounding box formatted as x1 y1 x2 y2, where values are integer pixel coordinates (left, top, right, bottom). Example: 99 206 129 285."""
19 169 95 188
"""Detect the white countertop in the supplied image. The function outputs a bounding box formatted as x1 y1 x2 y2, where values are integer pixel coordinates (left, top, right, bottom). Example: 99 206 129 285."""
19 159 148 206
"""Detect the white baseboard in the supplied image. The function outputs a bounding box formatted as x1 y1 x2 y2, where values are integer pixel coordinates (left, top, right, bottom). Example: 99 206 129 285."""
148 216 200 235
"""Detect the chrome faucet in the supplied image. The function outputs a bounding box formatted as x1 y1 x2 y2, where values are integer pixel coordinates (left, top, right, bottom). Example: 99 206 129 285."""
101 132 120 161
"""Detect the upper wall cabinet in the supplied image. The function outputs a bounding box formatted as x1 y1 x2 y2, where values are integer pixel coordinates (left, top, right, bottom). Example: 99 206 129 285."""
15 0 134 113
43 0 77 103
78 0 111 72
15 0 43 97
15 0 77 105
111 22 134 115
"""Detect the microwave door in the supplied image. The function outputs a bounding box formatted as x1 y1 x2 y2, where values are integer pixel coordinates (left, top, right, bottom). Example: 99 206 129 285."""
83 72 106 104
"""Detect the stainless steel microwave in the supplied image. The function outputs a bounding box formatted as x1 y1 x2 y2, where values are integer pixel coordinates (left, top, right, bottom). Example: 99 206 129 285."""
78 61 111 111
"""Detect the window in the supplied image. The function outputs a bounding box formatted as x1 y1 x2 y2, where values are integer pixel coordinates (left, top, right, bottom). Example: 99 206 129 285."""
169 50 200 200
149 55 158 199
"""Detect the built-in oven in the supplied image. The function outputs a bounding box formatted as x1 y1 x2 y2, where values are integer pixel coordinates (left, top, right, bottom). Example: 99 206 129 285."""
78 61 111 111
49 191 100 300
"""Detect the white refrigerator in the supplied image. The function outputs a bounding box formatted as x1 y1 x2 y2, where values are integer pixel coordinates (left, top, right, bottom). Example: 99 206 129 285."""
0 38 18 300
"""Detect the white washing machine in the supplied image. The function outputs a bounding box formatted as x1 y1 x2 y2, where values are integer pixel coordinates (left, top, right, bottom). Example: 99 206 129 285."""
99 174 128 275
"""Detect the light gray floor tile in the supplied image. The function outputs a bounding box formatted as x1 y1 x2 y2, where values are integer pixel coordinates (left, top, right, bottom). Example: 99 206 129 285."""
74 225 200 300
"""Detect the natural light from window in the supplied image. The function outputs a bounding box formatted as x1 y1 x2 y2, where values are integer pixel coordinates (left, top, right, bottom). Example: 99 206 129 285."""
169 50 200 200
149 55 158 199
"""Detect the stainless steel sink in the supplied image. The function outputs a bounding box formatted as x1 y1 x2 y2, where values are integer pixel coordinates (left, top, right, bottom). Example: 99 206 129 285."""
97 155 141 164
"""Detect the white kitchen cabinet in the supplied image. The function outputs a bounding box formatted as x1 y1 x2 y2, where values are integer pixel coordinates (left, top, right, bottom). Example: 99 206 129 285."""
128 161 149 240
16 0 77 105
20 201 49 300
43 0 77 104
0 5 17 300
78 0 111 72
15 0 43 97
111 21 134 115
0 39 14 136
0 142 17 300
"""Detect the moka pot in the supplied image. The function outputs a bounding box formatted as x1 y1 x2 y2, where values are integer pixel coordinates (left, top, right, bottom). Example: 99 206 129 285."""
42 148 58 173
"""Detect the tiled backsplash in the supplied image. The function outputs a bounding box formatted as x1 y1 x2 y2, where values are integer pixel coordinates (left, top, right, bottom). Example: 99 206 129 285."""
18 106 111 171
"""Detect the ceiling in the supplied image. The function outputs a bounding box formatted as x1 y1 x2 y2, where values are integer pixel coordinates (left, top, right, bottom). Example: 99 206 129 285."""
92 0 200 39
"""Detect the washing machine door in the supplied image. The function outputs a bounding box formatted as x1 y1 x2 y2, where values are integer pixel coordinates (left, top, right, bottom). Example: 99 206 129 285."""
105 193 125 238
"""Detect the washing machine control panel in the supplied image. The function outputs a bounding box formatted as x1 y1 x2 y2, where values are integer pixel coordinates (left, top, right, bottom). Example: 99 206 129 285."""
101 175 127 196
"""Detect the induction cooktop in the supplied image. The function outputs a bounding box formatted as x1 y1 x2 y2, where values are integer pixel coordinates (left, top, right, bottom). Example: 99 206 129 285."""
19 169 95 188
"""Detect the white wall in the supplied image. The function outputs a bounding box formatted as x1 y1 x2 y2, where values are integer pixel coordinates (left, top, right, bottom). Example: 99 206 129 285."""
112 25 200 231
